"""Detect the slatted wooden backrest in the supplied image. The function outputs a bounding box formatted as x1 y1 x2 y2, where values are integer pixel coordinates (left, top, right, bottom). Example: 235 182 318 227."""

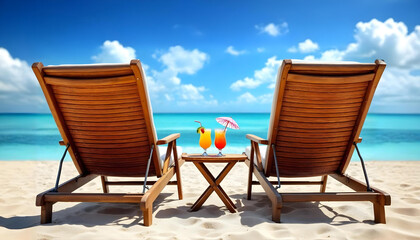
265 59 386 177
32 60 162 177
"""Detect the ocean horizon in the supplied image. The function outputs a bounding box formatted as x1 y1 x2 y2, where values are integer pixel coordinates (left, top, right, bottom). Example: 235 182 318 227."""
0 112 419 161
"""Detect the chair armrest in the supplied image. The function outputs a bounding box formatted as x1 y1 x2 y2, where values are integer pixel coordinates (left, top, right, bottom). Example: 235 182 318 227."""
157 133 180 145
355 137 362 144
246 134 268 145
59 140 66 146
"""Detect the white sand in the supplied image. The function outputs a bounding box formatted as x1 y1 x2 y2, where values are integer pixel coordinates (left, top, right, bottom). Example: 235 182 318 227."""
0 160 419 239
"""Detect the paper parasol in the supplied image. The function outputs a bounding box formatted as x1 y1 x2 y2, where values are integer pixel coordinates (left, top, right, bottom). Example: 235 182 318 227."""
216 117 240 131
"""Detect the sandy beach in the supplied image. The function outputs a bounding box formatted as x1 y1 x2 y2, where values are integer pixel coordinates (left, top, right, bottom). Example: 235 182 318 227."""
0 160 419 239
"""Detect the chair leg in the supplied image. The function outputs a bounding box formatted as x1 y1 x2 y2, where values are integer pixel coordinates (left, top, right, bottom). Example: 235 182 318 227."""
40 202 53 224
247 160 254 200
373 201 386 223
175 162 183 200
101 176 109 193
143 207 153 226
320 175 328 193
272 205 281 223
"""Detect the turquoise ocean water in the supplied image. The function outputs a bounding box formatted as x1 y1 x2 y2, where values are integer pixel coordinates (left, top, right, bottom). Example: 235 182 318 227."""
0 113 419 161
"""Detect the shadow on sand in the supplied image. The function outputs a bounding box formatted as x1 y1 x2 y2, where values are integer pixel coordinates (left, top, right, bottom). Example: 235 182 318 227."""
0 192 176 229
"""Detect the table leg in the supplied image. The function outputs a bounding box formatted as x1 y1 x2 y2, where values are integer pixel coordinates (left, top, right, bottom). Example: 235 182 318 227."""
191 162 237 213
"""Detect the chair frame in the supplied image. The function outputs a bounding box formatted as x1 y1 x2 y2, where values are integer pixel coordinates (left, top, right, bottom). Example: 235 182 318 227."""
32 60 183 226
246 59 391 223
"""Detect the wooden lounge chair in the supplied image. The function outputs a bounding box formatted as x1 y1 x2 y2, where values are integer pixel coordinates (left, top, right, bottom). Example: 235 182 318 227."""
32 60 183 226
245 59 391 223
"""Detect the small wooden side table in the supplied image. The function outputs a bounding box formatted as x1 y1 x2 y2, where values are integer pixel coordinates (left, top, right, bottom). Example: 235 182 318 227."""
182 153 248 213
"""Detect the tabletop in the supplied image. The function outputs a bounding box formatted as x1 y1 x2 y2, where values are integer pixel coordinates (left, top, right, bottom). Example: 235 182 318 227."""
181 153 248 163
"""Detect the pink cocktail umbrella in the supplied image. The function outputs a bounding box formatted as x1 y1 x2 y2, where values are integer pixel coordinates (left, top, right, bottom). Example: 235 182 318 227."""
216 117 240 132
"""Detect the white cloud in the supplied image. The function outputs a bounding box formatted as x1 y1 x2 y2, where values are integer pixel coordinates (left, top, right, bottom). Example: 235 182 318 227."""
180 84 205 100
298 39 319 53
307 18 420 66
0 48 46 112
255 22 288 36
230 56 282 91
158 45 208 74
146 45 210 106
258 93 274 104
230 77 260 91
92 40 136 63
237 92 257 103
302 18 420 113
288 39 319 53
226 46 246 56
371 67 420 113
257 47 265 53
287 46 298 53
236 92 273 104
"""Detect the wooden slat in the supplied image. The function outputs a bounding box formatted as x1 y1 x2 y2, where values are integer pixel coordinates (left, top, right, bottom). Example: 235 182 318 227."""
284 88 366 100
67 120 145 127
286 83 368 93
276 156 343 163
280 115 357 124
281 105 361 114
57 97 141 106
252 181 324 186
43 64 133 78
77 146 150 155
283 96 364 105
75 141 149 148
45 75 136 87
80 152 150 159
61 107 142 115
281 110 359 118
282 101 362 109
277 130 352 138
288 73 374 84
83 160 149 167
71 131 147 140
52 84 138 94
279 120 356 129
286 81 369 90
63 114 144 123
73 136 148 144
68 125 147 132
276 146 347 153
59 102 142 110
62 110 143 119
279 168 338 177
281 192 379 202
276 141 348 148
277 162 341 169
44 193 144 203
276 135 350 143
55 93 139 101
82 165 156 177
278 126 354 133
289 63 376 73
277 150 345 159
82 157 148 164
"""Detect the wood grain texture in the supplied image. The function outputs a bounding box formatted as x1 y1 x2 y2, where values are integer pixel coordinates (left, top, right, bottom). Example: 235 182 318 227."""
33 60 184 226
262 59 385 178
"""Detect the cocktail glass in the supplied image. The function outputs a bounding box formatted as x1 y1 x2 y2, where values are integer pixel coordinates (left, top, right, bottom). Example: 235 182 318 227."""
214 129 226 157
199 128 212 156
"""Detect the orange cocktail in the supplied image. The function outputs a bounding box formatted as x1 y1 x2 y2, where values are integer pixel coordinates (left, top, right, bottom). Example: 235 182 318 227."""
215 129 226 156
199 129 212 156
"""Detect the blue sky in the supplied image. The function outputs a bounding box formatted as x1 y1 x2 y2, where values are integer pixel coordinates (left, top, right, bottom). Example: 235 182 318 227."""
0 0 419 113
